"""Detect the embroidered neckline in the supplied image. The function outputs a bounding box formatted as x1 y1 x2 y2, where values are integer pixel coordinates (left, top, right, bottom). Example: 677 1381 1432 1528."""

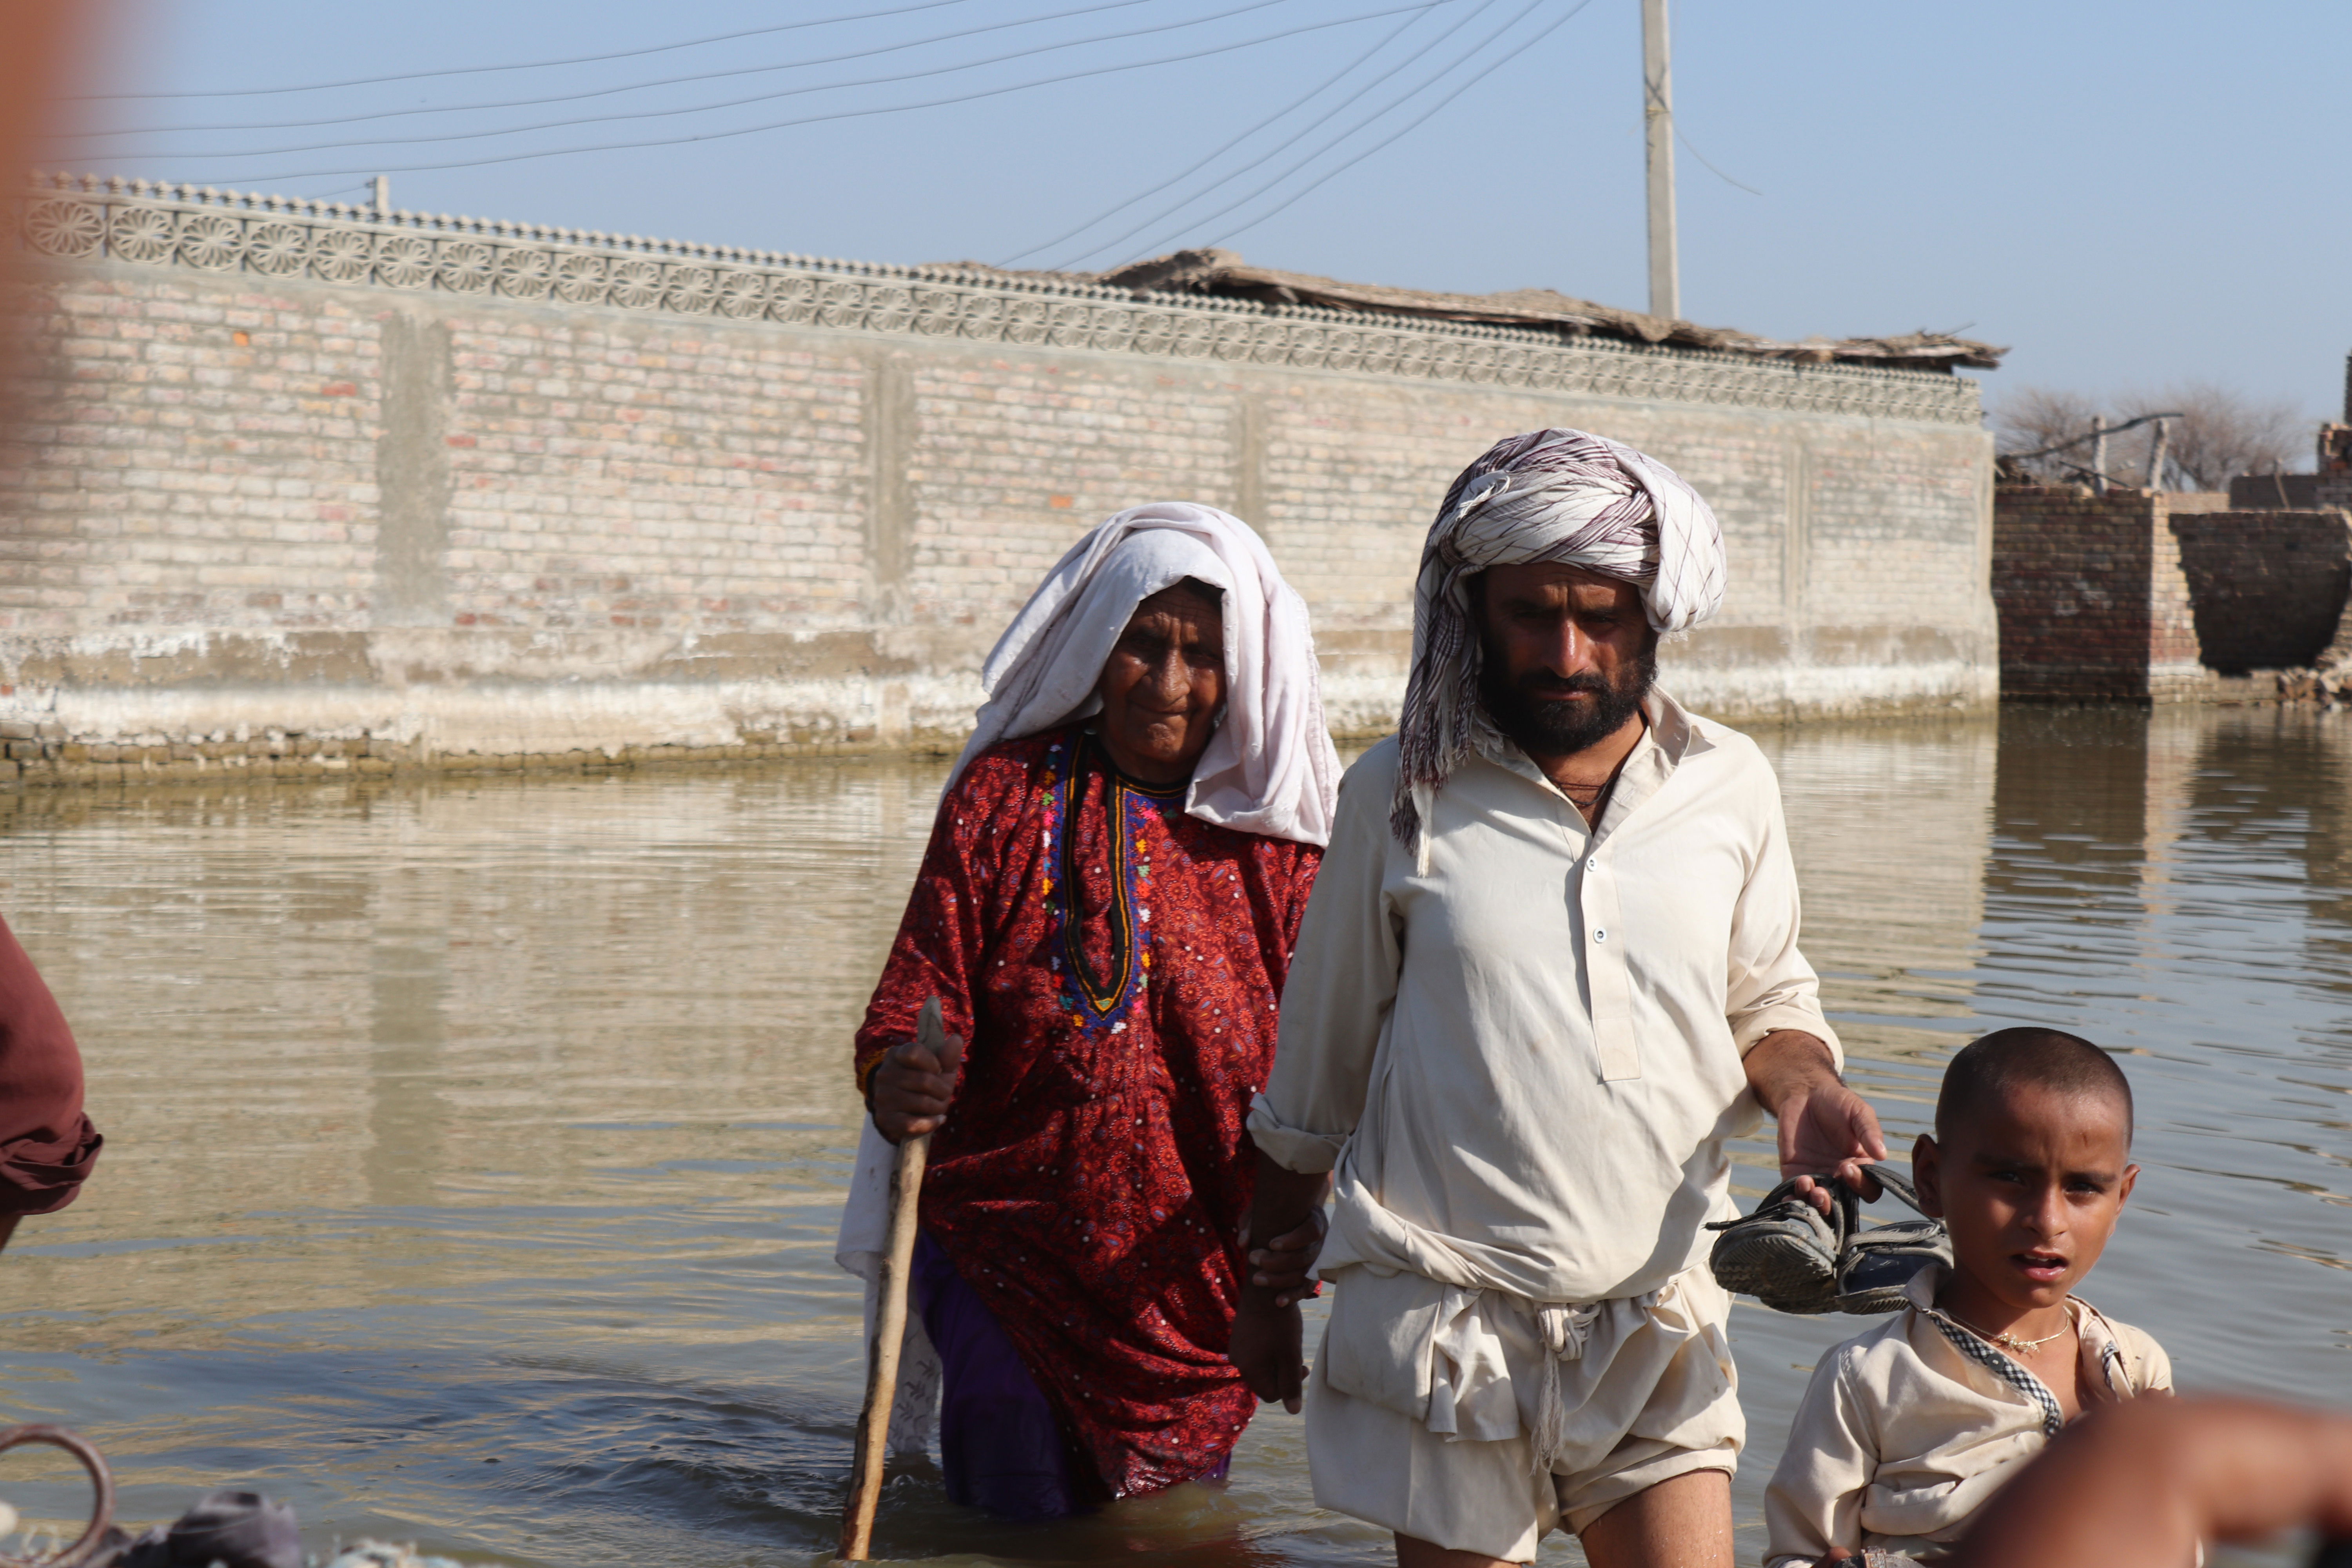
1078 728 1192 799
1046 733 1164 1032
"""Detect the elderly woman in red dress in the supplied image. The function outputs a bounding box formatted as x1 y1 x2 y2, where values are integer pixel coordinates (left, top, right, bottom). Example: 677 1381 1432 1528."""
839 502 1340 1519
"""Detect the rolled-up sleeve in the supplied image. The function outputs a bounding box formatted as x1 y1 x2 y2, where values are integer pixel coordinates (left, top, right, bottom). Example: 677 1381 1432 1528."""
0 915 101 1217
1248 750 1401 1174
1724 764 1840 1066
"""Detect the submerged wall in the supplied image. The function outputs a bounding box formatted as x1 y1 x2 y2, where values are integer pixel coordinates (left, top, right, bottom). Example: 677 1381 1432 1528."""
2171 510 2352 672
0 176 1997 784
1991 486 2352 701
1991 488 2206 703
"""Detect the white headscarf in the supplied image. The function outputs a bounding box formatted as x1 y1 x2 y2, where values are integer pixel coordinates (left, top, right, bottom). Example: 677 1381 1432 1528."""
945 501 1340 847
1393 428 1728 852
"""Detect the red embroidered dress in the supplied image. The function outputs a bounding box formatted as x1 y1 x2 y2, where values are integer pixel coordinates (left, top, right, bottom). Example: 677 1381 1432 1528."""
855 725 1321 1499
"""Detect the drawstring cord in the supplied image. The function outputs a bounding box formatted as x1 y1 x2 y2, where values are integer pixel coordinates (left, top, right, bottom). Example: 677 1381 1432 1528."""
1528 1302 1602 1475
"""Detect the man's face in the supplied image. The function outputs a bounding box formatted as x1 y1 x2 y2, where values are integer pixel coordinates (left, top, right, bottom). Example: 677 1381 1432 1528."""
1913 1085 2138 1316
1474 563 1657 763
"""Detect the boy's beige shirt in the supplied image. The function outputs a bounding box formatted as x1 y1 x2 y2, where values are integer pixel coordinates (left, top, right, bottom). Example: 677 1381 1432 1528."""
1764 1266 2173 1566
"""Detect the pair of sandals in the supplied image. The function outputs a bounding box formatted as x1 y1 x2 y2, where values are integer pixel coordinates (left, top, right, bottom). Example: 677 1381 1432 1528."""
1706 1163 1950 1316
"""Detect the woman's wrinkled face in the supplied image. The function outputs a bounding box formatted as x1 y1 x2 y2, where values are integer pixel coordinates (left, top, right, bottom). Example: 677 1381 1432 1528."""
1093 583 1225 784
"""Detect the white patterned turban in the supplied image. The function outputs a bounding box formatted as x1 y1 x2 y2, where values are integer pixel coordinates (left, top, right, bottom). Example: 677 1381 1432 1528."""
1392 428 1728 848
945 501 1341 846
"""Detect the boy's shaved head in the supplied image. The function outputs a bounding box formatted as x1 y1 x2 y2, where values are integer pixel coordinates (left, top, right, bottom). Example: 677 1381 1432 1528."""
1936 1027 2134 1145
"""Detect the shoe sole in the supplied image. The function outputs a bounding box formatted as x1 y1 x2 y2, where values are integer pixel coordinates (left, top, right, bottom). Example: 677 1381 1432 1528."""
1710 1230 1837 1314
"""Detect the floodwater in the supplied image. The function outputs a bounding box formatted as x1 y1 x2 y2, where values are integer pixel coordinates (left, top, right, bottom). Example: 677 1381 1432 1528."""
0 705 2345 1566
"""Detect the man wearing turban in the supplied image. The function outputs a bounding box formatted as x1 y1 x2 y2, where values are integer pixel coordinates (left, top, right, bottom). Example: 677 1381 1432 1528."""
1232 431 1885 1566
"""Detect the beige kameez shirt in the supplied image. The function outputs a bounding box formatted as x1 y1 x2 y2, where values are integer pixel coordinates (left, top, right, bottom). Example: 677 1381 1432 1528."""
1764 1266 2173 1567
1249 690 1838 1307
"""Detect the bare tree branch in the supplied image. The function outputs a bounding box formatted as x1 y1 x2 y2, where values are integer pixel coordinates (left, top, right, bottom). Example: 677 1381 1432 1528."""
2122 383 2303 491
1993 387 2100 484
1993 382 2308 492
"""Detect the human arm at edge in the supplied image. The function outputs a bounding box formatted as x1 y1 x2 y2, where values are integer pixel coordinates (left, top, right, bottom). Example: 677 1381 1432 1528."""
0 915 102 1238
1944 1396 2352 1568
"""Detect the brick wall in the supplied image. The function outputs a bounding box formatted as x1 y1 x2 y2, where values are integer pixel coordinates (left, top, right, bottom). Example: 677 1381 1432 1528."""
1993 487 2352 700
0 184 1999 783
1991 487 2203 702
2171 511 2352 671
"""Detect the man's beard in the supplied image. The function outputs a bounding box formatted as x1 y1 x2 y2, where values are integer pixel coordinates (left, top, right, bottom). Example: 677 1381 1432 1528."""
1477 638 1658 759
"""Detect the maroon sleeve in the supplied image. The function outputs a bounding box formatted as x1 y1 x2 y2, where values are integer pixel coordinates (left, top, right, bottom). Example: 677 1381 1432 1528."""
0 914 101 1216
1267 840 1323 997
850 751 1027 1097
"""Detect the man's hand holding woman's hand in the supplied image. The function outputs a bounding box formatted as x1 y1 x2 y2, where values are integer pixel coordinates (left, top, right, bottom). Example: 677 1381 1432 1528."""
1227 1158 1332 1414
1244 1204 1327 1310
1229 1287 1306 1415
870 1026 964 1144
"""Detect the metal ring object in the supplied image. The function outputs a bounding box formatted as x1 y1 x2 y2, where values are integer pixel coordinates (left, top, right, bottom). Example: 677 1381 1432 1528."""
0 1425 115 1568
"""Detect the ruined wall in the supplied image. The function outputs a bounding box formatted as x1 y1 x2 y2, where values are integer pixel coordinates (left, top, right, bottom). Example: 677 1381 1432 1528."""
2169 511 2352 672
0 177 1996 785
1991 488 2205 702
1993 488 2352 700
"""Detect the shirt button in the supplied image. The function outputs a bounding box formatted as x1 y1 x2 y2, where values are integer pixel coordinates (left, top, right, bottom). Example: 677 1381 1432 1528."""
1587 858 1599 871
1594 928 1608 942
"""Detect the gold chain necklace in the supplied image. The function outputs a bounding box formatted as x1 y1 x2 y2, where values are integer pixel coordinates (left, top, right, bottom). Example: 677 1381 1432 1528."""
1947 1304 2074 1356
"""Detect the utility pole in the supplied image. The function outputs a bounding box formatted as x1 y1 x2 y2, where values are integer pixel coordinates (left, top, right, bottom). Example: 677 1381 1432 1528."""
372 175 390 215
2091 414 2109 496
1642 0 1679 321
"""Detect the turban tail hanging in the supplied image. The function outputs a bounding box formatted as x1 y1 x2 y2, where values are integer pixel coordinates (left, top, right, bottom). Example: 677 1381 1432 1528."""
1392 428 1728 853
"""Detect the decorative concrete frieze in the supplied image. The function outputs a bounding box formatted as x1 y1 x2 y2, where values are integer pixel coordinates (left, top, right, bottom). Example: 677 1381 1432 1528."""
11 172 1982 426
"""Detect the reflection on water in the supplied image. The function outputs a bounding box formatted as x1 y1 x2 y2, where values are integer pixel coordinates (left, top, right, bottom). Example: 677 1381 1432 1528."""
0 707 2344 1565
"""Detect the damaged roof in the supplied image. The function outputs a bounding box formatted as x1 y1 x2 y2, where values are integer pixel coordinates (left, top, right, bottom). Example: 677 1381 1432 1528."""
951 248 2005 372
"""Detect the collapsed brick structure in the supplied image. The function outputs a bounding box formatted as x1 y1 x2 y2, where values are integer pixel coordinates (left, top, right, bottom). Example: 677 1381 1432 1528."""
1991 488 2207 703
1994 488 2352 702
1995 348 2352 703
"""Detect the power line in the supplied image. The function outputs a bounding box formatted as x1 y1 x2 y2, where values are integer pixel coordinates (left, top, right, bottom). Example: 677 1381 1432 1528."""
1110 0 1568 267
76 0 1303 163
1204 0 1590 250
1054 0 1506 269
1037 0 1489 271
997 0 1448 267
273 176 377 203
207 1 1438 185
1675 123 1759 196
1105 0 1548 264
1200 0 1590 251
68 0 995 102
66 0 1167 138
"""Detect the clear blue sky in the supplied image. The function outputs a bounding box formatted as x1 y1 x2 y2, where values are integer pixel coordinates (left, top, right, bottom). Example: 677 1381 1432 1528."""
48 0 2352 429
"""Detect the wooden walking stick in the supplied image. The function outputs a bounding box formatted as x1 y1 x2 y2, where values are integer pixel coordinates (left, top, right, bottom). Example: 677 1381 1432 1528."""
838 996 951 1564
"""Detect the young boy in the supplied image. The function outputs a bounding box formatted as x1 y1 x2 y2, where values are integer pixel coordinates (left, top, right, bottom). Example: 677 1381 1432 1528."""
1764 1027 2173 1568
